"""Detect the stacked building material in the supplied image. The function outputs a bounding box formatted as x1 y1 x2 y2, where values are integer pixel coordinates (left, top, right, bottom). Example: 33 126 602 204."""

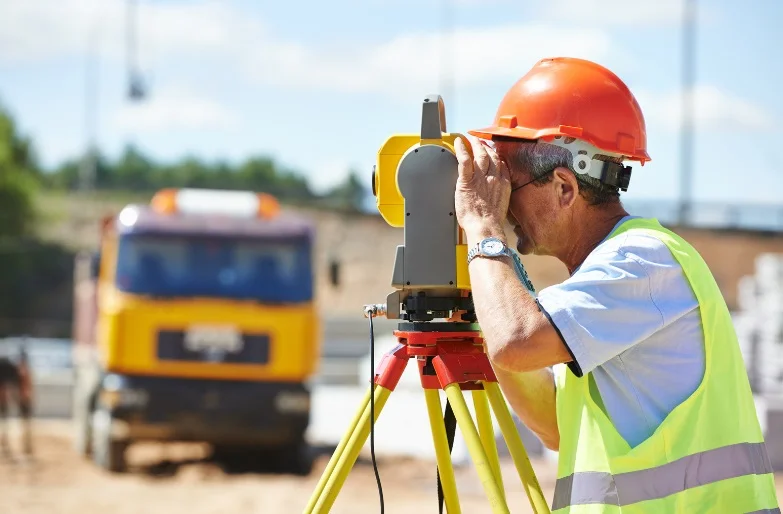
734 253 783 394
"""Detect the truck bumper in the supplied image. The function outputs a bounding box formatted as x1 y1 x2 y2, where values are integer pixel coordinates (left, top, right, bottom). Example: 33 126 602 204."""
101 374 310 446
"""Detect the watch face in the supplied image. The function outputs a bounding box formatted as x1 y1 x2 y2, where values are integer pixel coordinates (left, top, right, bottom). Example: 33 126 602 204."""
481 238 505 256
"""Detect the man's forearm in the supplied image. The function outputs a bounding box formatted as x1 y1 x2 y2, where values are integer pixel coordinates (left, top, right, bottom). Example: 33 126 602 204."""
494 365 560 451
468 252 535 349
468 250 555 371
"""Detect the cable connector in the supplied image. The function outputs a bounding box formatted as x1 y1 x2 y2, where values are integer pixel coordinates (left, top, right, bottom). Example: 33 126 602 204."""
364 304 387 318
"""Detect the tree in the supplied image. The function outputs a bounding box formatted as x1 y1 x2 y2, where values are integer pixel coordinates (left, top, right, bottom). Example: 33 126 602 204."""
321 170 368 212
114 144 154 190
0 103 39 238
0 101 74 337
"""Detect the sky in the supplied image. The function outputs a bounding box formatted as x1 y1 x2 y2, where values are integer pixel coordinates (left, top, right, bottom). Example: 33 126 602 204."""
0 0 782 207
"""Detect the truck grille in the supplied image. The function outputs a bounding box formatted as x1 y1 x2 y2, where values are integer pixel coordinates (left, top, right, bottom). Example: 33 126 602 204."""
156 330 270 364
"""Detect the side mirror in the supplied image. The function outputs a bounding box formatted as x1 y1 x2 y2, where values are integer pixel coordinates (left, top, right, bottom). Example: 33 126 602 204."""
328 258 341 287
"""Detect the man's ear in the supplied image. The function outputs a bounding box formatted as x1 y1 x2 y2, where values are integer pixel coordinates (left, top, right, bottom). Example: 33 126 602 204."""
552 167 578 209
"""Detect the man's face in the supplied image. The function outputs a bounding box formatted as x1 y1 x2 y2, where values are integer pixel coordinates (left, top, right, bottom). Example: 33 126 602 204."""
494 141 560 256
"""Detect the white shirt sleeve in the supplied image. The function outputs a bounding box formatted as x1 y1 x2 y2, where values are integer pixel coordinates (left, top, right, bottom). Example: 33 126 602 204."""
536 245 668 377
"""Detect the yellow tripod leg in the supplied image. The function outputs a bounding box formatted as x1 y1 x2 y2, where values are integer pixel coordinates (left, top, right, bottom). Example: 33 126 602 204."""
444 383 510 514
424 389 461 514
312 384 391 514
485 382 551 514
473 389 505 502
303 388 372 514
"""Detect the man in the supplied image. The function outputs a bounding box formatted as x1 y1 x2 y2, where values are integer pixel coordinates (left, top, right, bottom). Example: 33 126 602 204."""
454 57 779 513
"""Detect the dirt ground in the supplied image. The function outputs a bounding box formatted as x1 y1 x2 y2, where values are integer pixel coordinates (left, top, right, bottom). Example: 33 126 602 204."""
0 419 560 514
5 420 783 513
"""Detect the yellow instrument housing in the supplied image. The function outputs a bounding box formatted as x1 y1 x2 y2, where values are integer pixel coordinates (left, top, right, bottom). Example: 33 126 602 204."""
373 131 471 292
374 134 462 228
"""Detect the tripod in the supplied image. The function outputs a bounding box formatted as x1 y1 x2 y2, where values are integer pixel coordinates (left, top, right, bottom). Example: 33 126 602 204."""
303 316 552 514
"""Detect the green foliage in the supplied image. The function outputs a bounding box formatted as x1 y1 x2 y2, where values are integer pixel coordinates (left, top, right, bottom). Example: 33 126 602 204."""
319 170 368 212
0 101 74 337
42 144 369 212
0 103 40 239
0 171 37 238
0 238 74 337
0 107 39 175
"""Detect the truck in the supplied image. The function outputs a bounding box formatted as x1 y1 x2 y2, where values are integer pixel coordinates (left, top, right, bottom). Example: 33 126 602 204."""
71 188 321 474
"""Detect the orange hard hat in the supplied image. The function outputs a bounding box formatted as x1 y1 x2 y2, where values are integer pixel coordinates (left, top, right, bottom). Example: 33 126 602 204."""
469 57 650 163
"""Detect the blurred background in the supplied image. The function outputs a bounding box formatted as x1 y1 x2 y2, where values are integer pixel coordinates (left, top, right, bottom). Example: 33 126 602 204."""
0 0 781 513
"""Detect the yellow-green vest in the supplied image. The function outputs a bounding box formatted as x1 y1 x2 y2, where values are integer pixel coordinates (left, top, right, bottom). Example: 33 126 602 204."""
552 218 779 513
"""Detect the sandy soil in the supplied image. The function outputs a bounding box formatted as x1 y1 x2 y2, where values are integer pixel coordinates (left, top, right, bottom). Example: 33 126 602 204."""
5 420 783 514
0 420 560 514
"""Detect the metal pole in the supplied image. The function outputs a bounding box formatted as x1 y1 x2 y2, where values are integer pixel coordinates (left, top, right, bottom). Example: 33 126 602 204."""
440 0 454 125
80 29 99 193
126 0 147 101
678 0 697 226
127 0 136 95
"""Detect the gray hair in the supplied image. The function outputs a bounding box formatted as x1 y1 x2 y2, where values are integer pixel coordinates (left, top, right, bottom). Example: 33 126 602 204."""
510 141 622 206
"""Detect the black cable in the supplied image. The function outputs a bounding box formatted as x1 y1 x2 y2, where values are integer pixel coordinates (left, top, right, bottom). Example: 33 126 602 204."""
368 312 384 513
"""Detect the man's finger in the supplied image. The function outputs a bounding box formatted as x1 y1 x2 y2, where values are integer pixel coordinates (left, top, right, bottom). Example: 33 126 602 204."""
455 137 474 182
471 137 490 174
484 142 504 177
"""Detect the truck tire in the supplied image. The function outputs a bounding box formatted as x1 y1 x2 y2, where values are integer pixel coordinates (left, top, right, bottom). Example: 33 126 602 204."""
267 438 313 476
212 440 313 476
91 410 128 473
286 440 314 476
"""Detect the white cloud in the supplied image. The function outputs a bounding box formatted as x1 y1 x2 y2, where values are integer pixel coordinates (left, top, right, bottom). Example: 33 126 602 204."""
241 24 614 101
0 0 91 61
634 85 774 131
540 0 685 26
0 0 262 63
0 1 616 102
113 88 238 132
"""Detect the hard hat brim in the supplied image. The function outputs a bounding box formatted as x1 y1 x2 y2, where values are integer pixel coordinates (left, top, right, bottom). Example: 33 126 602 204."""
467 126 652 163
468 125 556 141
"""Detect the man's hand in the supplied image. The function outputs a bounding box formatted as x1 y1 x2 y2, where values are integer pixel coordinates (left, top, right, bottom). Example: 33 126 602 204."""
454 136 512 243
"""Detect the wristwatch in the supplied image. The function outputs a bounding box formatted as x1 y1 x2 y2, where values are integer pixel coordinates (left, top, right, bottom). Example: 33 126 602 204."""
467 237 513 265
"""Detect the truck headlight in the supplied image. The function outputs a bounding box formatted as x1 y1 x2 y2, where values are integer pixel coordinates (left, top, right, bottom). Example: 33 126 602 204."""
100 388 149 409
100 374 148 408
275 391 310 413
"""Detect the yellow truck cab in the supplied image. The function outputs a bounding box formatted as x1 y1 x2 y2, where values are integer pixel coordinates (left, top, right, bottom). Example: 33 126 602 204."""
71 188 320 474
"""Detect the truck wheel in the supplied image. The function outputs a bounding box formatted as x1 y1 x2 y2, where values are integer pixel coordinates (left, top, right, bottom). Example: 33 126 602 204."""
91 410 128 473
283 440 314 476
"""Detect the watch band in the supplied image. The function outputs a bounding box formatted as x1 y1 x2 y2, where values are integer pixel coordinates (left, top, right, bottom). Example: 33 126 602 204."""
466 238 537 295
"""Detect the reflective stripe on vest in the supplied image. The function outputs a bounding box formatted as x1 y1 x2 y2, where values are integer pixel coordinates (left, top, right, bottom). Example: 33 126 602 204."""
552 442 773 509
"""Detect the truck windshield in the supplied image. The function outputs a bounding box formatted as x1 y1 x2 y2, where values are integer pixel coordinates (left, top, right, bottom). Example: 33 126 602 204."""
115 233 312 303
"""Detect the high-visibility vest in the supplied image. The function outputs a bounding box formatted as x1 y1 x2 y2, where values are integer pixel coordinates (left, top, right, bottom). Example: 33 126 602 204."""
552 218 779 513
